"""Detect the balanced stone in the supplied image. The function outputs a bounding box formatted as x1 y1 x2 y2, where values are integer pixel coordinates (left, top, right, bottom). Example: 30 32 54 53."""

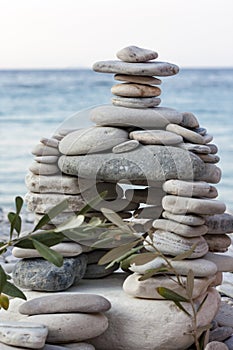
25 192 86 213
205 213 233 234
208 144 218 154
180 112 199 128
112 140 139 153
58 146 205 183
152 219 208 237
203 134 214 143
204 234 231 252
112 96 161 108
129 130 183 145
178 142 211 154
90 105 183 128
29 162 60 175
193 127 207 136
84 262 119 279
32 144 60 156
19 294 111 315
12 242 83 258
162 179 216 198
162 195 226 215
0 321 48 349
203 252 233 272
34 156 58 164
93 60 179 76
162 211 206 226
198 164 222 184
123 273 216 299
166 123 206 144
25 173 95 194
26 313 108 343
116 46 158 62
144 230 209 258
59 127 128 155
111 83 161 97
12 256 87 291
114 74 161 85
125 187 165 205
40 137 59 148
129 256 218 277
198 154 220 164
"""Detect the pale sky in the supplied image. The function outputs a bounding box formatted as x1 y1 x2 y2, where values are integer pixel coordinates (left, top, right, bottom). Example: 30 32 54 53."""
0 0 233 68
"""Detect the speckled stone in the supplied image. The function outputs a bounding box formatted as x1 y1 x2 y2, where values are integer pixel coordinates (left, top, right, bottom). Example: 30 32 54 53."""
178 142 211 154
12 255 87 291
129 130 183 145
205 213 233 234
116 46 158 62
111 83 161 97
204 234 231 253
114 74 161 85
93 60 179 76
112 96 161 108
112 140 139 153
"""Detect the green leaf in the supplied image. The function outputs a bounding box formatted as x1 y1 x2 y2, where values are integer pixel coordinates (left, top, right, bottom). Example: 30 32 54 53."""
78 191 107 216
8 213 22 235
32 239 63 267
197 293 209 313
105 244 144 269
101 208 134 235
98 240 141 265
2 281 27 300
156 287 189 302
172 244 197 261
0 265 7 292
138 266 169 281
186 269 194 299
129 252 159 266
15 232 64 249
15 196 23 214
54 215 84 232
174 301 191 317
33 199 69 232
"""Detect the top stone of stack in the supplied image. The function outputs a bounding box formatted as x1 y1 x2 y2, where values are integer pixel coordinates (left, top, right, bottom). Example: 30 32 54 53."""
93 45 179 76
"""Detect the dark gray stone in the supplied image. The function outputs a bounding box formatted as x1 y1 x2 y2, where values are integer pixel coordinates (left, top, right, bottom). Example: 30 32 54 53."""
205 213 233 234
209 326 233 342
12 255 87 291
83 262 119 279
225 335 233 349
59 145 205 183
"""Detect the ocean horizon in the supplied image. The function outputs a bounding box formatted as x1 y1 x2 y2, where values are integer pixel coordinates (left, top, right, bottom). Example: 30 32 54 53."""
0 68 233 210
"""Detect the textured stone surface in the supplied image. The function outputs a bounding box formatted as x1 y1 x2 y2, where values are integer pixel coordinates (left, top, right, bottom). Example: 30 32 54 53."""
90 105 183 128
116 46 158 62
58 145 205 183
123 273 216 299
59 127 128 155
205 213 233 234
178 142 211 154
198 164 222 184
166 123 206 144
112 96 161 108
198 154 220 164
26 313 108 343
112 140 139 153
152 219 208 237
180 112 199 128
0 321 48 349
19 294 111 315
204 234 231 253
129 130 183 145
114 74 161 85
111 83 161 97
215 301 233 327
162 179 216 198
209 326 233 342
12 256 87 291
162 211 205 226
93 60 179 76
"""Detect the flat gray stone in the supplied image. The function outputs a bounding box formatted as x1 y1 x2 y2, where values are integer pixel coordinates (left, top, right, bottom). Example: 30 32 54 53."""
40 137 59 148
129 130 183 145
84 263 119 279
112 140 139 153
224 335 233 349
19 294 111 315
116 46 158 62
144 230 209 258
178 142 211 154
26 313 108 343
204 252 233 272
90 105 183 128
166 123 205 144
32 144 60 156
204 234 231 253
111 83 161 97
34 156 58 164
85 250 107 264
25 172 95 194
59 127 128 155
198 164 222 184
205 213 233 234
215 301 233 327
58 145 205 183
112 96 161 108
93 60 179 76
162 211 206 226
152 219 208 237
12 256 87 291
114 74 161 85
180 112 199 128
162 179 216 198
203 134 214 143
162 195 226 215
208 144 218 154
198 154 220 164
0 321 48 349
29 162 60 175
205 341 228 350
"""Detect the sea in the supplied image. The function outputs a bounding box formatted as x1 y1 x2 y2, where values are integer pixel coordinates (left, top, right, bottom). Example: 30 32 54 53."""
0 68 233 211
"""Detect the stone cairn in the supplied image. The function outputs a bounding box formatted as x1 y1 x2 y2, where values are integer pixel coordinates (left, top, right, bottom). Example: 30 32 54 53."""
6 46 233 350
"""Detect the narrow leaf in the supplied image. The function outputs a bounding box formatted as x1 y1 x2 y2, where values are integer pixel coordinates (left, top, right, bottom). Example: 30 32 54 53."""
105 245 144 269
0 265 7 292
172 244 197 261
15 232 64 249
156 287 189 302
101 208 134 234
129 252 159 266
8 213 21 235
32 239 63 267
186 269 194 299
197 293 209 313
98 240 141 265
138 266 169 281
78 191 107 216
54 215 84 232
15 196 23 214
0 295 9 310
2 281 27 300
33 199 69 232
174 301 191 317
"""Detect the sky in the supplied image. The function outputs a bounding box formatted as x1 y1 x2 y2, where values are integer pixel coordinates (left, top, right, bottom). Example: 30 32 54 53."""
0 0 233 68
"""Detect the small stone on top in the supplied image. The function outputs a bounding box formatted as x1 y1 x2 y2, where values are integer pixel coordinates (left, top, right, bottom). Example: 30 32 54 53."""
116 45 158 63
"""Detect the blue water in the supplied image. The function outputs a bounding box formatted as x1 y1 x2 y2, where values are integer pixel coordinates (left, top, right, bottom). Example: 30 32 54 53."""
0 68 233 210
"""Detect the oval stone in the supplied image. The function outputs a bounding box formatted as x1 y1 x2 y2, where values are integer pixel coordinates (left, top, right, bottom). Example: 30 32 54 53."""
152 219 208 237
112 96 161 108
112 140 139 153
116 46 158 62
162 211 205 226
29 162 60 175
162 179 214 198
129 130 183 145
114 74 162 85
166 123 205 144
111 83 161 97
